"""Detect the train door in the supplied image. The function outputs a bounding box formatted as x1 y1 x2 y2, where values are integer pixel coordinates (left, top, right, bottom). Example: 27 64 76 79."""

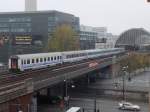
11 58 18 69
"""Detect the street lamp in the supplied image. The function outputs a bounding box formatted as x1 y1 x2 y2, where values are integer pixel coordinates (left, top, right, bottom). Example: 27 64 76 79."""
63 79 69 110
94 96 97 112
63 79 75 110
122 66 128 101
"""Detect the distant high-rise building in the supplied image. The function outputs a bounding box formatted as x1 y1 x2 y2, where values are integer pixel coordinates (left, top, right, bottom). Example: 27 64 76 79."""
25 0 37 11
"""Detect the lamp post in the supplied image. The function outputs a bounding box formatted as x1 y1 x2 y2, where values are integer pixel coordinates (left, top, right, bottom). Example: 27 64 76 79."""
64 79 69 110
122 66 128 101
63 79 75 110
94 96 97 112
122 71 125 101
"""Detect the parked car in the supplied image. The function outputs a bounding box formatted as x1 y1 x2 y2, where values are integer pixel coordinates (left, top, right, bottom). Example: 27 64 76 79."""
118 101 140 111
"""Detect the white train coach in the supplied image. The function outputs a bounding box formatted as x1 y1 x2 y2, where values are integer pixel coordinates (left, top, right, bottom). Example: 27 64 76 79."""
9 48 125 71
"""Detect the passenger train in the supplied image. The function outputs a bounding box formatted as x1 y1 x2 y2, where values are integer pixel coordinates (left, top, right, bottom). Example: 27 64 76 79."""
9 48 125 71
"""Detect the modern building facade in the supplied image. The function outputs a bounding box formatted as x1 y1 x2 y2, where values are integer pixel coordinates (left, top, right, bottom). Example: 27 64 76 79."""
95 35 119 49
93 27 107 38
0 10 80 63
115 28 150 50
25 0 37 11
80 25 98 49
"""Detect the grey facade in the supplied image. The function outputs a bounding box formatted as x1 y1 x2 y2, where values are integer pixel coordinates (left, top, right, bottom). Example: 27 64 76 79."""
80 31 98 49
0 10 80 63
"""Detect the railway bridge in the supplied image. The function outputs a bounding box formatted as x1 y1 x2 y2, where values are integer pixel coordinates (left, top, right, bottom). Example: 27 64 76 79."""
0 54 125 112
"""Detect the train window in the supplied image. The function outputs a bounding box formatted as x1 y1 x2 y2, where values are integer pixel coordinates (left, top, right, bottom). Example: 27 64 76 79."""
75 54 77 57
48 57 50 61
51 57 53 61
70 55 72 58
27 59 30 64
21 60 23 65
32 59 34 63
57 56 59 60
54 56 56 60
71 54 74 58
36 58 39 63
60 56 62 59
40 58 43 62
24 60 26 64
44 58 47 62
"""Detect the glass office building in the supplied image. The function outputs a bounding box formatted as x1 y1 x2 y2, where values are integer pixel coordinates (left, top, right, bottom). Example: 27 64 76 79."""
0 10 80 63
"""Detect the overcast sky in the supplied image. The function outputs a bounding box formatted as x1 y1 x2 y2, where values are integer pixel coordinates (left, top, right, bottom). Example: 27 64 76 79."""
0 0 149 35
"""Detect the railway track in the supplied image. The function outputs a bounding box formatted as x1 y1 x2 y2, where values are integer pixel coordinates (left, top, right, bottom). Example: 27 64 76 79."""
0 54 124 90
0 57 112 85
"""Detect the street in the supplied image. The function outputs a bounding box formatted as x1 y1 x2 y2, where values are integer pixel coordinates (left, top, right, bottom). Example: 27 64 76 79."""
69 97 148 112
38 97 148 112
38 70 150 112
88 70 150 93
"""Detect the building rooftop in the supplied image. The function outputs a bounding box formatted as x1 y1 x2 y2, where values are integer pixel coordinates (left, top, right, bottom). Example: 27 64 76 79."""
0 10 75 17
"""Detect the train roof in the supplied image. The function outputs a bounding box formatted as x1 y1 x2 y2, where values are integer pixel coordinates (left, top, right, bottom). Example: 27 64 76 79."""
85 48 122 52
62 48 122 54
10 48 124 59
10 52 62 59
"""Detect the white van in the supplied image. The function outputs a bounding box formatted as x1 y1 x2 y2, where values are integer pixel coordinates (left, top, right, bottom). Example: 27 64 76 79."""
66 107 81 112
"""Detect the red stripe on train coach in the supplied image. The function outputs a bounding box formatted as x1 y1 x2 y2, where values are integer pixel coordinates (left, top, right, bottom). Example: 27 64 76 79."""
89 62 98 68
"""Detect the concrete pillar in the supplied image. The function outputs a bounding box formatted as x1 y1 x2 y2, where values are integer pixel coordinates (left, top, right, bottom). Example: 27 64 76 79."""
8 94 32 112
47 88 51 98
31 96 37 112
87 74 90 84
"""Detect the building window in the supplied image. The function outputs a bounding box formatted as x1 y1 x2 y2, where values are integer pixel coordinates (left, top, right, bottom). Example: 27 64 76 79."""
11 28 27 33
9 17 31 22
0 18 9 22
0 23 8 27
11 23 31 27
0 28 9 32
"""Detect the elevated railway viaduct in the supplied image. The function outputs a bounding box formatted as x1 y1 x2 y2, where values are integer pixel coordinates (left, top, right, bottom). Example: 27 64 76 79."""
0 55 124 112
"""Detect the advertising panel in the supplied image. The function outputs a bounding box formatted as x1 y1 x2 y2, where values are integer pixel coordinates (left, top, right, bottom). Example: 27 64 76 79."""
14 36 32 45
